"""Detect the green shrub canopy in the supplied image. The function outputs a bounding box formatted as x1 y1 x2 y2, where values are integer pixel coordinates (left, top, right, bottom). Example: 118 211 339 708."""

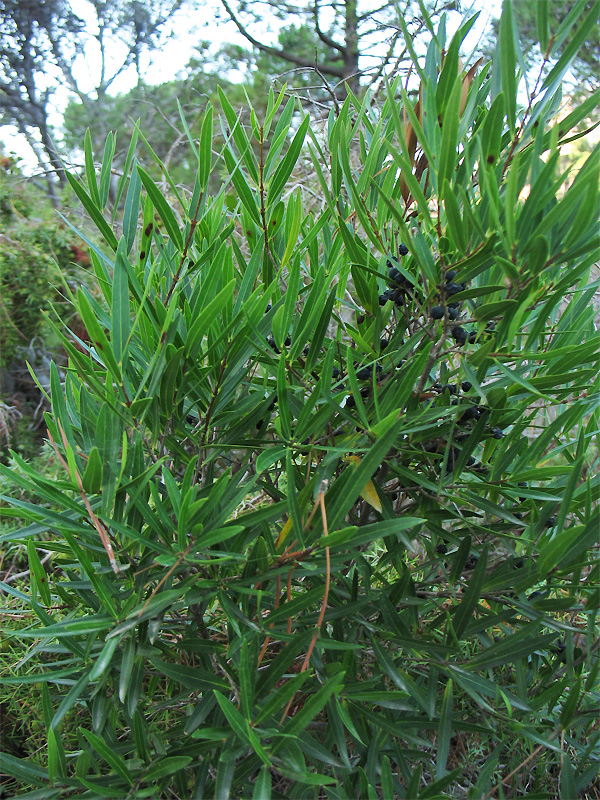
1 2 599 797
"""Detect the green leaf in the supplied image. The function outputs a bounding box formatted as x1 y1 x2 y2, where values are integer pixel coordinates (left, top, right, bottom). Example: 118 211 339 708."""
251 766 272 799
143 756 193 782
147 657 228 692
436 679 453 779
560 674 582 730
278 672 345 741
90 636 119 680
84 128 101 208
122 159 141 254
223 145 261 226
15 616 113 638
443 179 467 254
218 85 259 185
438 74 463 188
27 540 51 606
0 753 49 787
267 115 310 206
76 288 121 381
536 0 549 53
214 692 271 765
112 238 132 363
498 0 517 134
82 446 103 494
81 729 134 786
137 166 184 250
65 171 118 251
480 93 505 167
215 746 238 800
99 131 116 209
449 545 488 640
542 2 600 91
198 105 214 188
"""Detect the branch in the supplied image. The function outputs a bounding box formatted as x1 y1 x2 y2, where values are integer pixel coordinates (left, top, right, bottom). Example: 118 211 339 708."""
220 0 346 78
313 0 345 54
357 1 394 22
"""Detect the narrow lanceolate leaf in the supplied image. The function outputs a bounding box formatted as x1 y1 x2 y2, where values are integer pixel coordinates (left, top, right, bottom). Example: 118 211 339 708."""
15 616 114 638
213 692 271 765
266 115 310 207
252 767 272 800
99 131 116 209
327 412 398 529
27 540 51 606
137 166 184 249
122 161 142 254
438 75 463 188
198 105 214 189
82 446 103 494
84 128 101 208
542 2 600 92
344 456 382 513
65 171 118 251
278 672 346 740
81 729 134 786
449 545 488 640
76 288 121 381
223 146 261 225
436 679 453 779
143 757 193 783
112 238 131 363
498 0 517 134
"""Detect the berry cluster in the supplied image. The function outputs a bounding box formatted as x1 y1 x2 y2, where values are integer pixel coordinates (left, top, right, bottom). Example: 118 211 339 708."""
430 270 464 321
380 245 420 307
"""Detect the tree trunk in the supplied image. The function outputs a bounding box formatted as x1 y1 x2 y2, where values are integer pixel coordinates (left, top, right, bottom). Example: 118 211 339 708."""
343 0 360 95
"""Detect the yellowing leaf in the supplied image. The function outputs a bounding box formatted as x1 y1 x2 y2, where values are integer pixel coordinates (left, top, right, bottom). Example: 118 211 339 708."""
360 479 382 513
275 517 293 550
344 454 382 513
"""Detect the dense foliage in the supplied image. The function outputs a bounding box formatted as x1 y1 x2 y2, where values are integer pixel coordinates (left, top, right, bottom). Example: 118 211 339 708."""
1 2 599 798
0 159 91 459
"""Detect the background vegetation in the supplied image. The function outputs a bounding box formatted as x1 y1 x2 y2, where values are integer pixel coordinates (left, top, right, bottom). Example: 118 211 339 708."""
0 0 599 798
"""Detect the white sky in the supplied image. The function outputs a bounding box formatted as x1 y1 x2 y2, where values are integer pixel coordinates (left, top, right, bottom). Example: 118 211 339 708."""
1 0 502 170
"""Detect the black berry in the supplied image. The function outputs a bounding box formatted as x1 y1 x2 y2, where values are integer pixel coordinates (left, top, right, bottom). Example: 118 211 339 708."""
356 366 372 380
461 381 472 392
491 426 504 439
545 516 557 527
398 243 409 256
451 327 468 345
446 282 465 296
460 406 481 422
431 305 445 320
441 384 457 395
445 270 457 282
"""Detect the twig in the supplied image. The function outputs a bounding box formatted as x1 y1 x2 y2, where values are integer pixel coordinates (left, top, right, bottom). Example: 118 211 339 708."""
48 422 121 574
280 480 330 722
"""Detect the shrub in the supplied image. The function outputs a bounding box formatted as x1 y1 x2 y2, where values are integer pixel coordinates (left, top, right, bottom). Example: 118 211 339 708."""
1 4 599 797
0 161 91 460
